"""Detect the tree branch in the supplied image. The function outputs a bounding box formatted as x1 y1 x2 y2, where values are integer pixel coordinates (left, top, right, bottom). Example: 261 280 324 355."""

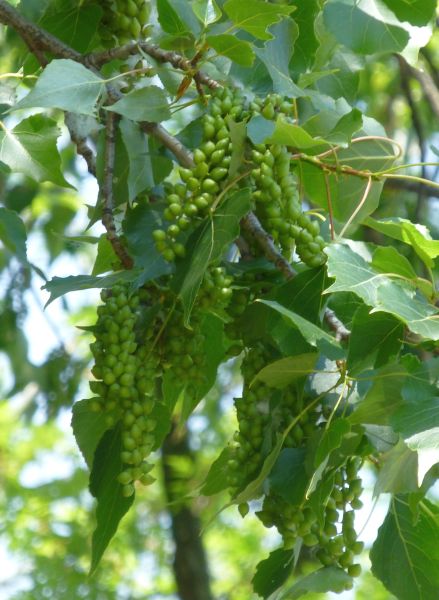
88 42 221 91
102 112 133 269
399 55 439 122
384 178 439 199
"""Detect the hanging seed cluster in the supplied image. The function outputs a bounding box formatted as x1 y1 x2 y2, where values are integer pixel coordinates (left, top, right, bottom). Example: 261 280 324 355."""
152 90 326 268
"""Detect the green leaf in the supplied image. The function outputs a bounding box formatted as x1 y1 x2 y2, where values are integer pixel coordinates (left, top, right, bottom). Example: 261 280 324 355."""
325 243 439 340
371 497 439 600
289 0 320 73
269 447 308 505
0 115 72 187
71 399 111 468
0 207 27 263
224 0 294 40
40 3 103 53
119 118 154 202
405 428 439 486
233 434 284 504
380 0 437 27
254 19 304 97
180 314 227 419
157 0 190 35
173 188 252 324
14 59 103 115
89 424 135 574
323 0 409 55
347 305 403 375
349 362 406 426
107 86 171 123
365 217 439 269
267 115 329 151
42 270 141 305
201 446 235 496
258 300 343 359
372 245 419 280
252 548 294 598
206 35 255 67
253 354 318 389
92 235 117 276
247 115 276 145
314 419 351 466
281 566 353 598
192 0 221 26
123 204 172 281
374 439 419 496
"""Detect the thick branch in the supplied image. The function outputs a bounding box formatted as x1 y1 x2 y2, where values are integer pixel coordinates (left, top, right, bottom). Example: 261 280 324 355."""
102 112 133 269
162 424 213 600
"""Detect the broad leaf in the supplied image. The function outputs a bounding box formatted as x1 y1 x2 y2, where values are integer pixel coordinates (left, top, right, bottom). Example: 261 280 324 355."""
0 207 27 263
371 497 439 600
223 0 294 40
89 425 135 574
173 188 252 324
119 118 154 202
14 59 103 115
43 270 141 305
380 0 437 27
374 439 419 496
252 548 294 598
0 115 72 187
365 217 439 269
71 399 112 468
123 204 172 281
201 446 235 496
406 428 439 486
323 0 409 55
157 0 190 35
268 115 329 151
107 86 171 123
258 300 343 359
325 243 439 340
192 0 221 26
254 19 304 97
207 35 255 67
281 566 352 598
269 447 308 505
314 419 351 467
253 354 318 389
347 305 403 374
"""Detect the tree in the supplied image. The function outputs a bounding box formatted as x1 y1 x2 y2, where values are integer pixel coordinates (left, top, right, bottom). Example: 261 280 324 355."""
0 0 438 598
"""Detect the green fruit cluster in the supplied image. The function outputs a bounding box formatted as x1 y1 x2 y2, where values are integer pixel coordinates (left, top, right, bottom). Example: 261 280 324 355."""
153 87 245 261
257 458 364 579
226 346 272 494
196 266 233 311
250 142 326 267
152 89 326 268
89 284 158 496
98 0 150 45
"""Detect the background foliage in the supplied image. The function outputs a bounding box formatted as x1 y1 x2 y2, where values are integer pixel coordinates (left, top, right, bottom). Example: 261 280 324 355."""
0 0 438 598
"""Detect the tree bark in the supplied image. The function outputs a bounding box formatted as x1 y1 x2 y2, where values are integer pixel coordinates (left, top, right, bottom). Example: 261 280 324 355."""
162 424 213 600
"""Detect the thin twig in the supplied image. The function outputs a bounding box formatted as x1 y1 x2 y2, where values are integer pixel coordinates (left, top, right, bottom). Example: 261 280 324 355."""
323 172 335 240
88 41 221 90
102 112 133 269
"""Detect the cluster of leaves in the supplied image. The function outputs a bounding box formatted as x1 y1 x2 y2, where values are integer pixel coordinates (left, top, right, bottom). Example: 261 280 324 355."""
0 0 439 599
